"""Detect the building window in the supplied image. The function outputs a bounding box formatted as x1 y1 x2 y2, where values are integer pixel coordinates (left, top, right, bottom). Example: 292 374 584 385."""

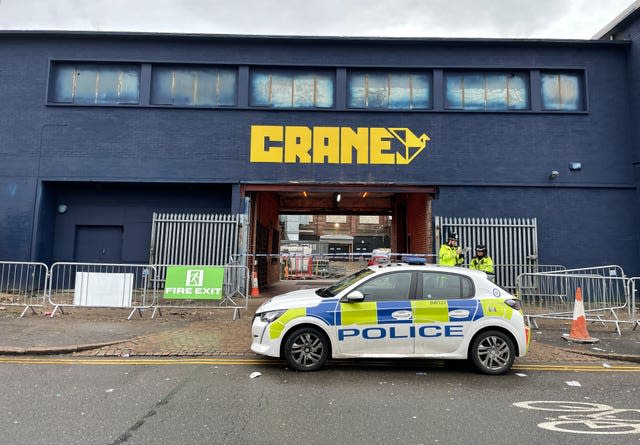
541 72 584 111
444 71 529 111
151 66 237 107
348 71 432 109
326 215 347 224
250 69 335 108
359 216 379 224
49 63 140 105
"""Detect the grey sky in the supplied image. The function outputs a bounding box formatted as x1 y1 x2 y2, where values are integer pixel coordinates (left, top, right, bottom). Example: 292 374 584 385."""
0 0 635 39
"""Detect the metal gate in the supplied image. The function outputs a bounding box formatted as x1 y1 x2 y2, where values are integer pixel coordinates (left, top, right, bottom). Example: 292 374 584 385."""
149 213 243 284
434 216 539 291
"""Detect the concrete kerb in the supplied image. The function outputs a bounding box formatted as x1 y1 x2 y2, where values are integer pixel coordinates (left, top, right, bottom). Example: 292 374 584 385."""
0 339 137 355
558 348 640 363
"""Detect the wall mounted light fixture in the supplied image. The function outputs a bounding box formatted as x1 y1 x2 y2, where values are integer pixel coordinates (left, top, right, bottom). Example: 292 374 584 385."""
569 162 582 171
549 171 559 179
56 204 68 214
335 193 341 202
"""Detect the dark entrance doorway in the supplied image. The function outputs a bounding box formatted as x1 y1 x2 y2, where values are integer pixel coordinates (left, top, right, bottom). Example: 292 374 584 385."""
241 184 437 288
73 225 123 263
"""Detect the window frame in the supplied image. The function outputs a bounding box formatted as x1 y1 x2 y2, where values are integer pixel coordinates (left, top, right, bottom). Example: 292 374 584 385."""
443 70 530 112
249 67 336 109
540 70 586 112
149 64 238 108
347 69 433 110
47 61 141 106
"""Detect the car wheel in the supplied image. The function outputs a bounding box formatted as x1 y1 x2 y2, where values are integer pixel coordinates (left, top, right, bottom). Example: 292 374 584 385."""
470 330 515 375
283 326 329 372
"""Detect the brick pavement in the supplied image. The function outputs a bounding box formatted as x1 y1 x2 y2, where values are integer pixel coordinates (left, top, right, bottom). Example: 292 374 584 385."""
2 280 637 364
72 293 617 365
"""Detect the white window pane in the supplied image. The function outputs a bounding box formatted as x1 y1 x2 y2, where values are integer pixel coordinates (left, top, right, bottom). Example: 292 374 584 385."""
194 69 218 106
463 74 485 110
389 73 410 109
250 72 271 106
50 64 75 103
507 73 528 110
348 72 366 108
411 73 431 109
74 65 98 104
541 73 561 110
151 67 173 104
315 74 334 108
173 70 196 105
444 74 463 109
485 73 507 110
326 215 347 223
118 68 140 104
270 74 293 107
293 73 315 107
367 73 388 108
559 74 581 110
217 69 237 105
96 68 120 104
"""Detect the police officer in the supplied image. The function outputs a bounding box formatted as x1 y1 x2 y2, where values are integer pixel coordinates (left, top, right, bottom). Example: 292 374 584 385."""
470 244 495 278
439 232 465 266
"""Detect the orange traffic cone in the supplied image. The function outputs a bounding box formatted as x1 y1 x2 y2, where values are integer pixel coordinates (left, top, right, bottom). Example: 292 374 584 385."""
562 287 599 343
250 271 261 297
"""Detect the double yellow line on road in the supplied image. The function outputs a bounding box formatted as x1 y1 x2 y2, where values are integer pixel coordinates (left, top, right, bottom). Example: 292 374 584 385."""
0 357 638 372
513 363 640 372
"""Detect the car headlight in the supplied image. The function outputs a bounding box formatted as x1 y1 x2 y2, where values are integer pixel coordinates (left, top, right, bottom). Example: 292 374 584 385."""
504 298 523 312
259 310 286 323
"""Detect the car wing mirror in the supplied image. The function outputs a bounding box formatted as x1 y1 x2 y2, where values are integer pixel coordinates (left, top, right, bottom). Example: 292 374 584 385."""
345 291 365 303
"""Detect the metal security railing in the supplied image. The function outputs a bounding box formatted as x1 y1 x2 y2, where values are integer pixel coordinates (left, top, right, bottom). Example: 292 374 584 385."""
624 277 640 330
151 264 249 320
435 216 539 291
516 265 632 334
47 263 158 319
0 261 49 317
149 213 241 285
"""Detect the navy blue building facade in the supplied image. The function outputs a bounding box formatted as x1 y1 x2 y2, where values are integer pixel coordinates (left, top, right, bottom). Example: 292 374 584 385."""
0 27 638 273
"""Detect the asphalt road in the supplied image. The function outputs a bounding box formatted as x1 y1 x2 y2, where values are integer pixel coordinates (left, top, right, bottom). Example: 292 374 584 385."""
0 358 638 445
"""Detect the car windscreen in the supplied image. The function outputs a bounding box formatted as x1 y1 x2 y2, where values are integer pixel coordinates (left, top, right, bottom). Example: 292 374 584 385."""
317 268 376 298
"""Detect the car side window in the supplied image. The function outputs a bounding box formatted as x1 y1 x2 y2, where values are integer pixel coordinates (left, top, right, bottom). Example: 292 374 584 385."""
420 272 474 300
354 271 412 301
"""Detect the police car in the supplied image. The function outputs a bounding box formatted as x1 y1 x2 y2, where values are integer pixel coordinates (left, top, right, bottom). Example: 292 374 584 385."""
251 262 530 375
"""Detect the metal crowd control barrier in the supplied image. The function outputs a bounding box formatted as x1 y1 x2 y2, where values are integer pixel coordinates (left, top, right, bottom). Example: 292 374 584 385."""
516 265 631 334
492 264 566 293
152 264 249 320
0 261 49 317
47 262 158 320
625 277 640 330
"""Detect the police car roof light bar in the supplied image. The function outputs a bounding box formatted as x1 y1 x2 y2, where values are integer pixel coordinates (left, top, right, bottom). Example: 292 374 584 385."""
401 256 427 265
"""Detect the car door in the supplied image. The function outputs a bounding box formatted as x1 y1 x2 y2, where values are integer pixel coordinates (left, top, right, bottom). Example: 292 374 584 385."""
413 271 479 355
337 270 415 356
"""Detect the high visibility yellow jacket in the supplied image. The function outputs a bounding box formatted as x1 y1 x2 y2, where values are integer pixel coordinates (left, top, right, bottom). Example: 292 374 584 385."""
439 244 464 266
470 256 494 273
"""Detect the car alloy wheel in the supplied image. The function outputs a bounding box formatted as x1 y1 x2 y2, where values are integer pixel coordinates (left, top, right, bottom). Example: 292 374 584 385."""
284 327 329 372
471 330 515 375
